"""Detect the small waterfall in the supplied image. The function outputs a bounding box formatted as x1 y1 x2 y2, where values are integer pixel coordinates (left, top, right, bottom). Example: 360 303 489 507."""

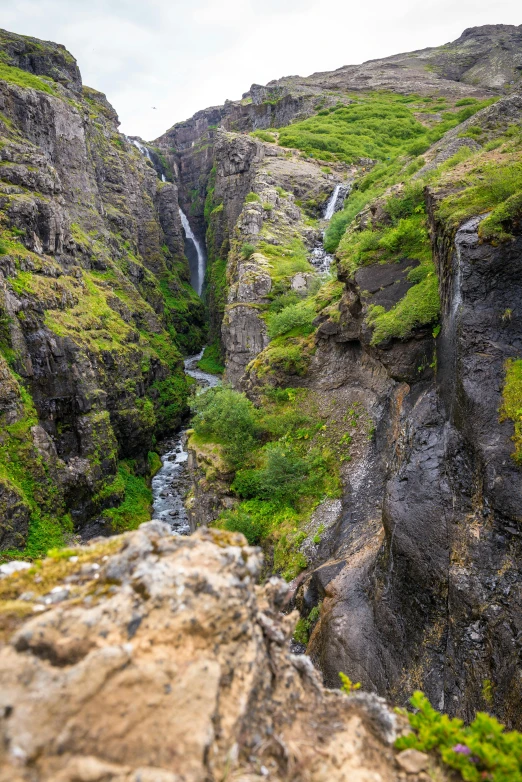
324 182 351 220
179 208 206 295
130 137 153 162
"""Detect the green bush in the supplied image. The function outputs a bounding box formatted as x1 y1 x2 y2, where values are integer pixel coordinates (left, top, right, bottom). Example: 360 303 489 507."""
396 691 522 782
220 507 268 544
266 299 316 339
245 192 261 203
191 386 259 468
241 243 256 259
197 341 224 375
233 444 311 505
366 268 439 344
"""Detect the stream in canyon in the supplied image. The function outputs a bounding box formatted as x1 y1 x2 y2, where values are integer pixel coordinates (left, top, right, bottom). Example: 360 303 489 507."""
151 351 220 534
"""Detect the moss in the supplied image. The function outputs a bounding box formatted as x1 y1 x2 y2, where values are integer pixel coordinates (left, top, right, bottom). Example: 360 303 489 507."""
366 268 440 344
245 192 261 203
197 341 224 375
0 63 57 95
148 451 162 477
500 358 522 464
258 237 311 281
251 130 276 143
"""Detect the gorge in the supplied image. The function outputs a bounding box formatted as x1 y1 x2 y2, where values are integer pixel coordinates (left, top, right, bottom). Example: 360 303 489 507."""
0 21 522 782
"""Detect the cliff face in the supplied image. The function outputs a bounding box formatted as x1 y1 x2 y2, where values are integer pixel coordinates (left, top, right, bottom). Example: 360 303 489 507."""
0 30 205 554
172 28 522 730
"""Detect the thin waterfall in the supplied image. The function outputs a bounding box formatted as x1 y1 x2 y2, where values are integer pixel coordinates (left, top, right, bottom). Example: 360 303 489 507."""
323 182 351 220
130 137 153 162
179 208 206 295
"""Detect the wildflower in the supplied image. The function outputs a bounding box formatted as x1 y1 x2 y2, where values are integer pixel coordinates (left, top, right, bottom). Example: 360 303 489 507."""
452 744 471 755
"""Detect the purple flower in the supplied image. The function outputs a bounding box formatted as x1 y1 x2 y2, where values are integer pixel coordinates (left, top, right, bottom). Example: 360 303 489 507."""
453 744 472 755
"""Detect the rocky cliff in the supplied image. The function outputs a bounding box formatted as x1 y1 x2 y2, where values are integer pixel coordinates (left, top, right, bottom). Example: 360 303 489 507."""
170 26 522 732
0 29 205 555
1 21 522 773
0 521 441 782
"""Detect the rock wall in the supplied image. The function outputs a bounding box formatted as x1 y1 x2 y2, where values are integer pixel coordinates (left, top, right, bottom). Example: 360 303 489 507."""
0 30 205 551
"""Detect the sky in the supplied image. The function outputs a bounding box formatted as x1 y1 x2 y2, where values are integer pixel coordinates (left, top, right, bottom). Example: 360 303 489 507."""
0 0 520 141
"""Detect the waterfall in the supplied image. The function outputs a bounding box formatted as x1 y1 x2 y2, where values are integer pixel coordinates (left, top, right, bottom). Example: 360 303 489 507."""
179 208 206 295
130 137 153 162
323 182 351 220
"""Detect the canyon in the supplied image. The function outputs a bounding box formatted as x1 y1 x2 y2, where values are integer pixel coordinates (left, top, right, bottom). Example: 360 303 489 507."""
0 21 522 781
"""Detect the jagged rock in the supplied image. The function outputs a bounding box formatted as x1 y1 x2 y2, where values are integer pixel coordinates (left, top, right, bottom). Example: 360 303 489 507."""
0 522 409 781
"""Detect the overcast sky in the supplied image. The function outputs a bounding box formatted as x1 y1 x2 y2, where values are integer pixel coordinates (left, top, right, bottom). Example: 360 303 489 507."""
1 0 520 140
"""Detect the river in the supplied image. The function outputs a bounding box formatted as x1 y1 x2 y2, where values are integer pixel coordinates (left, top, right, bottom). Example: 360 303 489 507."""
151 350 220 534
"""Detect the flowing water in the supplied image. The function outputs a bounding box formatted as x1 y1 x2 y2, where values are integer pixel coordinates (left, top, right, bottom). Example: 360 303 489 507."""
151 350 220 534
179 209 207 295
309 182 352 273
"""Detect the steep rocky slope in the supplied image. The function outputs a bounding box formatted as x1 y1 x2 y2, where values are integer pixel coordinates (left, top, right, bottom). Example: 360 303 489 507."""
0 30 205 555
170 26 522 731
0 522 422 782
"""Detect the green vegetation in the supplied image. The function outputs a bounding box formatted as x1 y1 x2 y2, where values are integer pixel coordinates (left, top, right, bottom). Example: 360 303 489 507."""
101 461 152 532
241 242 256 259
0 62 56 95
245 192 261 203
197 341 225 375
293 603 322 645
500 358 522 464
251 130 276 143
397 691 522 781
339 673 362 694
366 271 439 344
193 386 342 580
438 159 522 242
0 376 71 562
266 298 316 339
277 92 495 166
258 237 310 281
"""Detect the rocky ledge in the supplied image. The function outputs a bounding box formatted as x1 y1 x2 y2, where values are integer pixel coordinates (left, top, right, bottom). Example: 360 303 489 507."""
0 521 443 782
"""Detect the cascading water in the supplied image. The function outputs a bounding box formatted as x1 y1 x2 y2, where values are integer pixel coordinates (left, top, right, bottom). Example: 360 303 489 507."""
309 181 352 274
130 137 153 162
323 182 350 220
179 209 206 295
151 351 220 534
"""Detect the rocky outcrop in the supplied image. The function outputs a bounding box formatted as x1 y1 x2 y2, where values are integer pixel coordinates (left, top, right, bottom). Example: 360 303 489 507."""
0 521 424 782
0 31 205 550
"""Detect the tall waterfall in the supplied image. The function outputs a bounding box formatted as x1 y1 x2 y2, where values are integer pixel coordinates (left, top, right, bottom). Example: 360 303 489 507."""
179 209 206 295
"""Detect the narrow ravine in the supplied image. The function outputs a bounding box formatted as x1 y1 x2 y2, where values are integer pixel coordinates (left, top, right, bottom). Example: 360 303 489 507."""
151 350 220 534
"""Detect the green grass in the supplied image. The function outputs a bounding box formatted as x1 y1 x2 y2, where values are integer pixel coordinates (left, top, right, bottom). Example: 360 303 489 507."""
500 358 522 464
366 269 440 344
193 386 342 580
277 92 495 167
251 130 276 143
258 237 311 281
438 159 522 242
0 62 57 95
197 341 224 375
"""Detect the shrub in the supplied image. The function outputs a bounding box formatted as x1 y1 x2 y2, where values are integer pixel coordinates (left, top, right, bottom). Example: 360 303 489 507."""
396 691 522 782
220 507 268 545
263 202 274 211
245 192 261 203
191 386 259 468
266 299 316 339
232 444 311 505
241 242 256 260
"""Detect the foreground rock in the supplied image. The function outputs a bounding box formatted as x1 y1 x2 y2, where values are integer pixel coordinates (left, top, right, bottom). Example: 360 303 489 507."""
0 521 425 782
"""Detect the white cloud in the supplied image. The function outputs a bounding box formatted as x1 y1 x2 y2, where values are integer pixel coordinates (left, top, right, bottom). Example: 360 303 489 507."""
0 0 520 139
